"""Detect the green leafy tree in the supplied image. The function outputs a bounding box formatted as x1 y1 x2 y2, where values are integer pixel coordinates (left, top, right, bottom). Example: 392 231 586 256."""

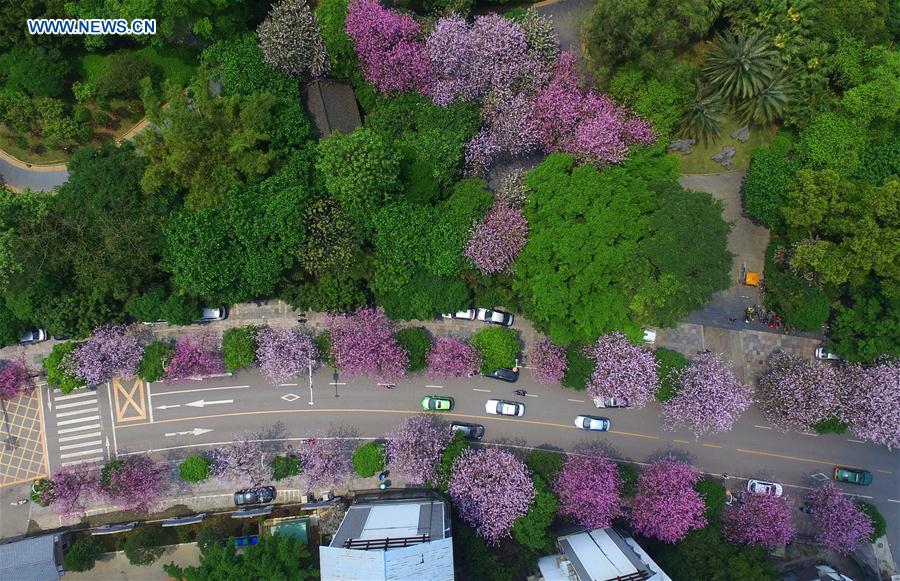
271 455 301 480
123 527 165 566
856 501 887 541
63 537 105 572
795 113 868 177
695 478 727 519
561 345 593 390
743 135 798 231
654 348 689 401
179 455 212 482
43 343 86 393
762 241 830 332
0 45 70 97
297 198 357 277
93 51 161 99
511 475 557 552
469 327 520 374
314 331 334 367
315 0 357 81
352 442 385 477
703 29 778 101
437 430 469 491
830 281 900 362
679 87 727 145
619 463 640 497
655 525 778 581
222 326 258 373
608 64 693 140
395 327 431 372
139 341 174 382
524 449 564 484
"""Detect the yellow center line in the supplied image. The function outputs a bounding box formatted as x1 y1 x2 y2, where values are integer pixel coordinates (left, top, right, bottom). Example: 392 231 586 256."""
672 439 691 444
702 443 722 448
736 448 859 469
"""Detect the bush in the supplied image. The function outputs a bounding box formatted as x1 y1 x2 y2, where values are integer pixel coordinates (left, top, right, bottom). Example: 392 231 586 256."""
654 348 690 401
796 112 868 177
743 134 798 232
123 527 165 566
762 241 831 332
179 455 211 483
316 0 358 81
43 342 86 393
812 416 849 434
352 442 385 477
395 327 431 373
618 463 640 498
524 449 564 484
271 455 301 480
608 64 691 140
138 341 173 382
64 537 104 572
469 327 520 375
92 51 162 99
222 326 258 373
437 430 470 491
561 344 592 390
314 331 335 367
695 477 727 520
856 501 886 541
31 477 53 506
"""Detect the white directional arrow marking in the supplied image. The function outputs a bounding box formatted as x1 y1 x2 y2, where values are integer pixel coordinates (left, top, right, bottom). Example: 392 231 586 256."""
184 399 233 408
164 428 214 438
156 404 181 410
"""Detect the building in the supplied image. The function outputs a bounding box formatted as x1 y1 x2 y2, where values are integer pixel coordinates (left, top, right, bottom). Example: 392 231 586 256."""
538 528 670 581
0 533 68 581
304 79 362 139
319 497 453 581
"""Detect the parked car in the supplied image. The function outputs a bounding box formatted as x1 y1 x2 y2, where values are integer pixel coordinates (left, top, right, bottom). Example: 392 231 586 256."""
642 328 656 344
234 486 277 506
815 346 841 361
596 397 630 408
196 306 228 323
485 368 519 383
421 395 454 411
441 309 477 320
475 308 514 327
485 399 525 417
19 329 48 344
833 467 873 486
451 422 485 440
574 415 611 431
747 479 783 496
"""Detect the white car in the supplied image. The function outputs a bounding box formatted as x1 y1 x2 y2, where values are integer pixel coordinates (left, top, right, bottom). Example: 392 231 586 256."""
642 328 656 344
197 306 228 322
475 308 514 327
814 346 841 361
595 396 630 408
574 415 611 431
747 479 783 497
19 329 48 344
441 309 477 320
485 399 525 417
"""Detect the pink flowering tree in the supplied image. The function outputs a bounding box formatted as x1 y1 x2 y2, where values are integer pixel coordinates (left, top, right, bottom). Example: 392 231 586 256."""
165 332 225 381
807 483 874 554
528 337 567 384
448 448 536 543
465 202 528 274
47 463 98 520
300 433 355 490
585 333 658 408
553 451 621 528
662 354 751 438
255 327 319 385
630 456 707 543
100 455 167 513
758 353 842 432
72 325 144 384
385 414 452 485
427 337 481 378
722 492 796 549
0 357 36 400
839 361 900 449
329 307 408 380
345 0 431 93
210 433 271 486
465 92 542 175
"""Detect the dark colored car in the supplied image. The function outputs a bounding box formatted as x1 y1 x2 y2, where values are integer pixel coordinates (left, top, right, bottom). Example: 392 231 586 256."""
234 486 277 506
833 467 873 486
451 422 485 440
485 368 519 383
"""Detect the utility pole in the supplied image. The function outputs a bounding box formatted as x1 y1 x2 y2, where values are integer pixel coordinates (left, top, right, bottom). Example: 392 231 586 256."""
308 362 314 406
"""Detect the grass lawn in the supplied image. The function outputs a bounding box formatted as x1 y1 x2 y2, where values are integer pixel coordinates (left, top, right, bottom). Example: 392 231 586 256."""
676 118 777 175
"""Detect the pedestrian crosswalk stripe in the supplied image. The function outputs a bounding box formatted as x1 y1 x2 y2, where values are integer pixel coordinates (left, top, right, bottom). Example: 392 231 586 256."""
57 415 100 426
56 407 99 418
61 448 104 459
55 399 98 410
59 440 102 451
59 431 102 443
55 390 96 401
58 423 101 434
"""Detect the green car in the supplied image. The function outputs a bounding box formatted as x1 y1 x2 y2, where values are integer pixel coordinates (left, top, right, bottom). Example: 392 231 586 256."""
833 467 873 486
421 395 454 412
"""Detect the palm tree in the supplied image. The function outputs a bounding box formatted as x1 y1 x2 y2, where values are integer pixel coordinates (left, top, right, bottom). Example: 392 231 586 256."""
735 75 794 125
679 86 727 145
703 29 778 101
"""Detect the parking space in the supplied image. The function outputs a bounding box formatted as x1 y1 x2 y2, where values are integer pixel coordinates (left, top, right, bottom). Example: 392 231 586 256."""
0 389 49 487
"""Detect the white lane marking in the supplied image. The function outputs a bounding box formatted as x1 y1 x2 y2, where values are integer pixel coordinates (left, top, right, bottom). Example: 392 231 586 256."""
425 385 444 388
59 440 103 451
153 385 249 396
55 399 98 410
54 390 96 401
148 382 154 424
55 407 99 418
156 404 181 410
61 448 105 459
62 457 104 467
887 499 900 504
164 428 213 438
753 425 773 430
525 394 539 398
799 432 819 437
184 399 233 408
473 388 491 393
58 423 101 434
279 383 298 387
847 439 865 443
106 381 118 459
567 399 585 403
57 415 100 426
328 382 347 386
841 492 874 499
59 431 102 443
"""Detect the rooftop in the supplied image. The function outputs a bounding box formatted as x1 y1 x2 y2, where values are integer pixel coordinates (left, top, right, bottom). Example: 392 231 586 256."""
304 79 362 139
538 528 671 581
0 534 63 581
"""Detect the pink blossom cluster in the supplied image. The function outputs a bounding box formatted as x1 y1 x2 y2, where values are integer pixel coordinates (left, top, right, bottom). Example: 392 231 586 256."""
165 332 225 381
758 353 842 432
0 357 35 400
345 0 431 93
448 447 536 543
465 90 543 176
385 414 452 485
101 455 167 513
329 307 408 380
662 354 751 438
807 483 874 554
722 491 796 549
255 327 318 385
839 361 900 449
464 202 528 274
73 324 144 384
553 451 621 528
426 337 481 378
47 463 98 520
300 435 354 490
585 333 658 408
528 337 567 384
630 456 707 543
210 433 271 486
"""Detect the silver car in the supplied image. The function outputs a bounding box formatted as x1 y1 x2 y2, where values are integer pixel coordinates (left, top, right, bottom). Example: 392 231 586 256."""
19 329 48 344
476 308 514 327
441 309 477 320
574 415 611 431
197 306 228 322
814 346 841 361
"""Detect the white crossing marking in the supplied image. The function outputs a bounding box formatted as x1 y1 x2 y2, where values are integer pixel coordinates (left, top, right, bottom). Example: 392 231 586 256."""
567 399 585 403
425 385 444 388
61 448 105 459
57 415 100 426
59 431 102 443
54 390 97 401
56 407 99 418
847 439 865 443
58 423 101 434
753 425 773 430
525 394 539 398
55 399 99 410
62 457 104 467
473 388 491 393
279 383 298 387
59 440 103 451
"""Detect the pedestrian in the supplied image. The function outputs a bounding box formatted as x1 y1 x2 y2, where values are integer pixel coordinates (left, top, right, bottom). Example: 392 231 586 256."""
721 472 730 480
729 317 737 323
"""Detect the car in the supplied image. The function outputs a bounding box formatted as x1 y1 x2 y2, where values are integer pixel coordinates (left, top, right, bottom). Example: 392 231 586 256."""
451 422 485 440
574 415 611 431
19 329 48 344
485 368 519 383
197 306 228 323
642 328 656 344
475 308 514 327
421 395 454 411
747 479 783 496
815 346 841 361
485 399 525 417
441 309 477 320
833 467 873 486
234 486 277 506
596 397 630 408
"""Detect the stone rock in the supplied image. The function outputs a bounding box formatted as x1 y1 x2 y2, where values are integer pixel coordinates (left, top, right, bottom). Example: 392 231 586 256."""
667 138 696 153
731 125 750 143
712 146 737 168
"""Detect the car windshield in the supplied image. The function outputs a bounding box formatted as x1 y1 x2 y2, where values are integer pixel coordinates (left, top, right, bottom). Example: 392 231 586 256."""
583 418 591 428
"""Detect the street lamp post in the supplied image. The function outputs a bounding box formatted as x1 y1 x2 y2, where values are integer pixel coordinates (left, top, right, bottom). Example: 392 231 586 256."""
308 362 314 406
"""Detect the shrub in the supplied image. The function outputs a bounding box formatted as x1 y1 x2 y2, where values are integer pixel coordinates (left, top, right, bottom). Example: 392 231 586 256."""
524 449 563 484
352 442 385 477
654 348 690 401
123 527 165 566
561 345 592 390
271 455 301 480
743 134 797 232
93 51 162 99
395 327 431 373
222 326 258 373
314 331 335 367
179 455 211 483
856 501 886 541
437 430 469 491
469 327 520 374
138 341 173 382
43 343 86 394
63 537 104 572
618 463 640 498
31 477 53 506
695 477 727 519
812 416 849 434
